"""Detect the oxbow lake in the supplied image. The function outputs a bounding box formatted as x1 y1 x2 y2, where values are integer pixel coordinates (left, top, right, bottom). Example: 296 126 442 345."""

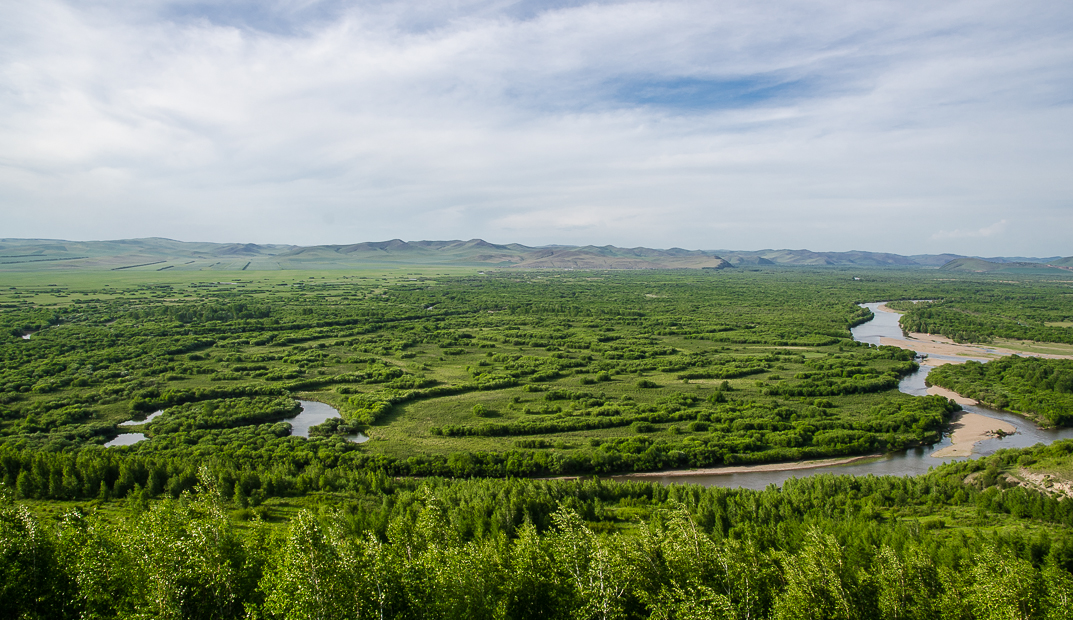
614 302 1073 489
105 400 367 447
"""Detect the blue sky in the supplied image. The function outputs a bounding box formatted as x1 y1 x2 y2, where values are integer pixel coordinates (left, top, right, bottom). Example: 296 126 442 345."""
1 0 1072 256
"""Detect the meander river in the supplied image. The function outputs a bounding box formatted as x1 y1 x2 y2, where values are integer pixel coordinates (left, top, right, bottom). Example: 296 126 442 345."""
101 306 1071 482
614 302 1073 489
105 399 367 447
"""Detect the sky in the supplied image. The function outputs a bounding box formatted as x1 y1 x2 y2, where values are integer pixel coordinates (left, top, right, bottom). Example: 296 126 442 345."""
1 0 1072 256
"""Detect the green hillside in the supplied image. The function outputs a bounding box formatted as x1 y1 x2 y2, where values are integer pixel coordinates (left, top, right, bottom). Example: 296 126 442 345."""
938 257 1068 274
2 237 1062 272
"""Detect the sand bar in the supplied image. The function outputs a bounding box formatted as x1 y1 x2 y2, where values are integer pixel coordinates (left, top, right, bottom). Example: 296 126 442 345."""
926 385 977 406
872 305 1073 362
614 454 885 479
879 335 997 361
930 412 1016 458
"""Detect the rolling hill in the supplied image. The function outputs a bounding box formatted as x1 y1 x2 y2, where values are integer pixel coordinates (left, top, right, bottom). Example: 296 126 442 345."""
0 237 1066 272
938 257 1073 274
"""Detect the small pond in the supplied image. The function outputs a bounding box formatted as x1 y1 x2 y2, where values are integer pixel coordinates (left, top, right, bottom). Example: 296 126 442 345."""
104 433 146 447
289 400 369 443
119 410 163 426
106 401 368 447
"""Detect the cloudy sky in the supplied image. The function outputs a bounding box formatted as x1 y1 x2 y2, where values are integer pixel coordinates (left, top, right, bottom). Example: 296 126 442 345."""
2 0 1071 256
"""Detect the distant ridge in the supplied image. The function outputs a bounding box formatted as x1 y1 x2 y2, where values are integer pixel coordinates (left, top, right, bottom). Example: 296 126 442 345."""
0 237 1067 272
938 257 1072 274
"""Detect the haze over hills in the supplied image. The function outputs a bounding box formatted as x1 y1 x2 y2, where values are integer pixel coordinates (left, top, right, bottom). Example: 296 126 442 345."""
938 257 1073 274
0 237 1068 272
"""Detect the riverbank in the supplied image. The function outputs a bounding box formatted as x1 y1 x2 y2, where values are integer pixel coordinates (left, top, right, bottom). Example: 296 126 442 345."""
918 383 1023 457
613 453 885 480
931 412 1017 458
926 384 977 406
872 304 1073 362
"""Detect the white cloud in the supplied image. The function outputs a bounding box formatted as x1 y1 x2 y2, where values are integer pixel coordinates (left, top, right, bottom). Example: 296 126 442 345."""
0 0 1071 255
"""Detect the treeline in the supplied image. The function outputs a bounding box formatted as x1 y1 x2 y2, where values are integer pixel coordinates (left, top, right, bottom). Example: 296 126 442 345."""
896 300 1073 345
145 396 300 434
4 440 1073 619
928 356 1073 426
0 392 957 501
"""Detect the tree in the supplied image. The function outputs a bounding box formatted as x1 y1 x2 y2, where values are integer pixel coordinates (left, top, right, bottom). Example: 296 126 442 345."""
0 497 72 619
872 544 940 620
772 529 855 620
549 507 636 620
118 470 248 620
967 546 1041 620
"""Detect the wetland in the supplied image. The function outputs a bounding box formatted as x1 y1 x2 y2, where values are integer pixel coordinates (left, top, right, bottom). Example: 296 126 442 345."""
4 266 1073 619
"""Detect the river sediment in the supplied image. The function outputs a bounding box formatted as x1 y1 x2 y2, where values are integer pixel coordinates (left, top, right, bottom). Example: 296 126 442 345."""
930 413 1017 458
614 454 885 480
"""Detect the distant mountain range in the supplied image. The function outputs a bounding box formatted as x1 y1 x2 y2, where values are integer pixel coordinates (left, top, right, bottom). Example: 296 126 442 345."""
0 237 1069 272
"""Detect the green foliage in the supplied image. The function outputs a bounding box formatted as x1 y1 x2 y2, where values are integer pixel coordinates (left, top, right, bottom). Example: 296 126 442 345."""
0 270 980 478
3 439 1073 618
4 267 1073 617
897 295 1073 345
146 396 300 434
929 356 1073 425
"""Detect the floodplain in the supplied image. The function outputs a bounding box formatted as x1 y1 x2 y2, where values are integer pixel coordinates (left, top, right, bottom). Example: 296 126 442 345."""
3 265 1073 619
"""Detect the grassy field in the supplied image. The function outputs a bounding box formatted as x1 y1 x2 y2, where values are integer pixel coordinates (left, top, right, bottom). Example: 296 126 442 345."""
992 338 1073 356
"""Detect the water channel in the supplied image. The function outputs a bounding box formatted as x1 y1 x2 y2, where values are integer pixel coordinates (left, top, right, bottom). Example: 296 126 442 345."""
615 302 1073 489
105 400 367 447
285 400 369 443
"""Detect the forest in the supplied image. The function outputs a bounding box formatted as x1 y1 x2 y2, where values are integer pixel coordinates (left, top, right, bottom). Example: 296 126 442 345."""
4 440 1073 619
890 297 1073 345
928 357 1073 426
2 266 1073 618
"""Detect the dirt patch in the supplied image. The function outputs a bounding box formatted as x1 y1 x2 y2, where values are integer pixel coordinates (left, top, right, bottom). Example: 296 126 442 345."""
931 412 1016 458
1017 469 1073 500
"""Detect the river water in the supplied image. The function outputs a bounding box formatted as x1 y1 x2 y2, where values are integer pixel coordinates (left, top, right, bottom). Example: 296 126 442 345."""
106 399 367 446
119 410 163 426
286 400 369 443
615 302 1073 489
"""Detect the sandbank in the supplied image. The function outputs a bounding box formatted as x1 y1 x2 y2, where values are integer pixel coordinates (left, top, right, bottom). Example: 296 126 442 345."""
926 385 977 406
613 453 885 479
879 335 996 361
871 305 1073 362
930 412 1016 458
